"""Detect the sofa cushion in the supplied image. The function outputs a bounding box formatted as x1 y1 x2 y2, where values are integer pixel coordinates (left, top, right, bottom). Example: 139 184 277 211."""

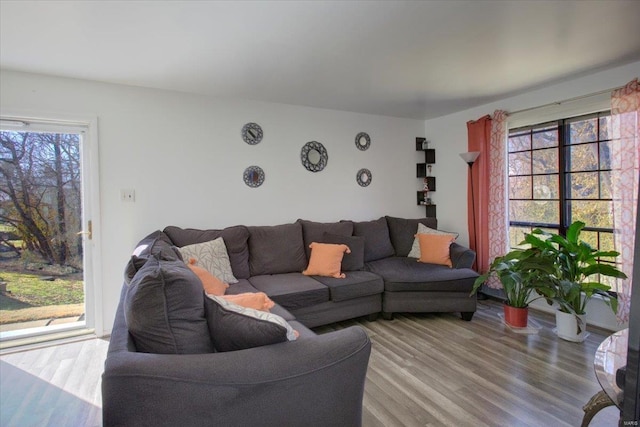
321 233 365 271
163 225 251 279
220 292 275 312
187 260 229 296
416 233 455 267
366 257 477 292
177 237 238 283
249 273 330 310
303 242 351 279
204 295 297 352
312 271 384 302
248 223 307 276
352 217 395 262
224 279 260 294
224 280 294 320
408 223 459 259
124 230 181 283
298 219 353 259
385 216 438 257
124 256 214 354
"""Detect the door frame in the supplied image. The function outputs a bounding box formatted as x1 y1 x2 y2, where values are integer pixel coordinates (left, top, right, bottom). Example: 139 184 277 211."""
0 109 103 338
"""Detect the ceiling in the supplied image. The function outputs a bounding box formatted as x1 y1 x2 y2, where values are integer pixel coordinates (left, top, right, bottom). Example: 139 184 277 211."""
1 1 640 120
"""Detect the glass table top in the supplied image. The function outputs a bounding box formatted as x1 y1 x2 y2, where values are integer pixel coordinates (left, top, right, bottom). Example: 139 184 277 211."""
594 328 628 408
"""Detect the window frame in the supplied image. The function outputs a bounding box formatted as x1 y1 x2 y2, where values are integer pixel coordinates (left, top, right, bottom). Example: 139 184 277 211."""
507 110 619 293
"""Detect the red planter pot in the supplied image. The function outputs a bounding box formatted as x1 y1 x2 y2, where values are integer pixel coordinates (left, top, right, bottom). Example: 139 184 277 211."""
504 304 528 328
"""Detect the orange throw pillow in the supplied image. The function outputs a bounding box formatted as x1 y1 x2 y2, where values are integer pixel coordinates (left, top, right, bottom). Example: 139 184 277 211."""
221 292 275 312
187 258 229 296
303 242 351 278
416 234 454 267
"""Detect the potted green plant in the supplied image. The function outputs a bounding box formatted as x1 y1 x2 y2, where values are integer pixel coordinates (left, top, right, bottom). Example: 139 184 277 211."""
523 221 626 342
471 247 552 328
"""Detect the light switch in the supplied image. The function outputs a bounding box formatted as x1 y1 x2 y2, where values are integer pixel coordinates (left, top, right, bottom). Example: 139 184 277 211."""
121 189 135 202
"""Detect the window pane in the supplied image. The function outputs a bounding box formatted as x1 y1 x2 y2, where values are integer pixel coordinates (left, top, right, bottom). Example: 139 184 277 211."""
509 176 531 199
599 232 615 253
539 227 559 235
508 134 531 152
599 115 613 140
509 226 531 249
509 200 559 224
579 231 618 284
581 231 598 250
569 200 613 228
600 274 620 294
600 141 612 169
567 143 598 171
532 148 558 174
600 171 612 199
508 151 531 176
532 128 558 149
568 172 599 199
568 117 598 144
533 175 558 200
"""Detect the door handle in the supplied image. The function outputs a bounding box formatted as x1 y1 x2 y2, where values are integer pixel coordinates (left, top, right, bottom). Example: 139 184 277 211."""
77 220 92 240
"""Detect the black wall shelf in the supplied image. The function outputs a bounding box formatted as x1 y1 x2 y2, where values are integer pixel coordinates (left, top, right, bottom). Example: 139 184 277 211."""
416 138 436 218
416 191 436 205
416 175 436 190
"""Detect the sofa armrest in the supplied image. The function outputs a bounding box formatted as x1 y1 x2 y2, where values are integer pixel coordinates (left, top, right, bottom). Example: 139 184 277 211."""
103 324 371 427
450 242 476 269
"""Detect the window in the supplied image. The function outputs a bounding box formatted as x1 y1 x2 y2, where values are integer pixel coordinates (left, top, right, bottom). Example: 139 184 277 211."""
508 111 620 292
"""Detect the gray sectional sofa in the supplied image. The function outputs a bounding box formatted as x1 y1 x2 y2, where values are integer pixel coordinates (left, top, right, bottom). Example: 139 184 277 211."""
163 216 477 325
102 216 477 426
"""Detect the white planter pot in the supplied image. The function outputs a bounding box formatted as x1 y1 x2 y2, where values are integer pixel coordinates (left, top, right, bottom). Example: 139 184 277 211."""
555 310 587 342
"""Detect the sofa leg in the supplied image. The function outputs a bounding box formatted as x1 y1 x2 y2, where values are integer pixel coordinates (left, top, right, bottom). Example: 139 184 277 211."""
382 312 393 320
366 313 379 322
461 312 474 321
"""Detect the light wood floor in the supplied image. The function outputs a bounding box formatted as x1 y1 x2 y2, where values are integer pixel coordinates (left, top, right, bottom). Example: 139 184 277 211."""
0 336 108 427
0 300 620 427
319 300 620 427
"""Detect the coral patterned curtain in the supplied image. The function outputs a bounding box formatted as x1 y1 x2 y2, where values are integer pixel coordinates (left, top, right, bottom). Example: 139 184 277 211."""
487 111 509 283
611 78 639 323
466 111 508 280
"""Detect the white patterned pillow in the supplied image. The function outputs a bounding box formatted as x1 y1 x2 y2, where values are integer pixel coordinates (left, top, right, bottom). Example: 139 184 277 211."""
178 237 238 284
407 223 458 258
205 294 298 352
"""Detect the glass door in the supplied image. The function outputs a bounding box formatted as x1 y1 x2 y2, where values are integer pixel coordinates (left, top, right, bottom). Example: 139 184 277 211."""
0 119 98 344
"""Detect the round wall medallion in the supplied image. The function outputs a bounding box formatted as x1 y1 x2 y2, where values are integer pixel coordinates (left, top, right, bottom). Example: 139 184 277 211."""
301 141 328 172
243 165 265 188
242 122 263 145
356 168 372 187
355 132 371 151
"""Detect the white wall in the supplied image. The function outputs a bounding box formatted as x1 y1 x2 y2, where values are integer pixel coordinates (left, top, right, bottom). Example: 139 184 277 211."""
0 70 425 335
2 62 636 334
425 60 640 331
